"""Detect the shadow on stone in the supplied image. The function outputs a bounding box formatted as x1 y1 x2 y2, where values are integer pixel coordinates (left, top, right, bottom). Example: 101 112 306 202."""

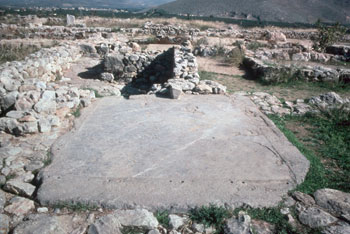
78 63 104 80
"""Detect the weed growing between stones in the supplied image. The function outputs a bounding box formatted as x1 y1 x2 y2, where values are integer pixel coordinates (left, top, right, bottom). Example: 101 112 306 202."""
5 173 16 181
121 226 148 234
52 201 98 212
83 88 104 98
43 151 53 167
234 205 297 234
155 210 170 228
72 106 82 118
189 204 232 233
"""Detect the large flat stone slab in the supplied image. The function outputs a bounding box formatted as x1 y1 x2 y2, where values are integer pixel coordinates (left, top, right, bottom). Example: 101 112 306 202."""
38 94 309 211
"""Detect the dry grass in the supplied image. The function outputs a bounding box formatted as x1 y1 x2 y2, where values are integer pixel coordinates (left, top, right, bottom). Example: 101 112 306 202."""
0 41 58 64
0 44 40 64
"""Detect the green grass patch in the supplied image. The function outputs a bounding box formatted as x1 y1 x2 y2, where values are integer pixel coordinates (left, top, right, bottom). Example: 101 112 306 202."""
277 80 350 95
234 205 298 234
268 115 328 194
189 204 232 233
269 111 350 193
155 210 170 228
198 71 217 81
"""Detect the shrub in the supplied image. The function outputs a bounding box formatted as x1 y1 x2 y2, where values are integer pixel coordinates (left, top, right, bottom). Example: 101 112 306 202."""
193 37 209 47
225 47 245 66
0 44 40 64
312 20 346 52
246 40 266 51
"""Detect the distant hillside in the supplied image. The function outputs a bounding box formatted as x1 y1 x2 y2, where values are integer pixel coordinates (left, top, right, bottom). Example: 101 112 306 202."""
157 0 350 24
0 0 173 9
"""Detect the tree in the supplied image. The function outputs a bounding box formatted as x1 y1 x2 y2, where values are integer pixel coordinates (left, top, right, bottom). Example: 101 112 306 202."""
312 20 347 52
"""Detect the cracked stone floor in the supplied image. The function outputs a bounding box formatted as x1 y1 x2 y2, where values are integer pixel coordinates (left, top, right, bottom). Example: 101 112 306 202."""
37 94 309 211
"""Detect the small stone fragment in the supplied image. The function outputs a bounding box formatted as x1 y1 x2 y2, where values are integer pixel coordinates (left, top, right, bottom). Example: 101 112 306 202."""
113 209 159 229
88 214 122 234
37 207 49 213
169 214 187 230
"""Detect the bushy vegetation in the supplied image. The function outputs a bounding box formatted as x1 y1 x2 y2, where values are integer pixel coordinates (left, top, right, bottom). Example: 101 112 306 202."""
246 40 266 51
0 44 40 64
312 20 347 52
189 204 232 233
193 37 209 47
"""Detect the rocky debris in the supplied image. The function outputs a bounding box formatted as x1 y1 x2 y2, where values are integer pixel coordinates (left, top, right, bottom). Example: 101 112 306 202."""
3 179 36 197
102 43 226 97
224 211 251 234
100 72 115 82
4 196 35 216
0 214 10 234
193 44 235 57
169 84 183 99
251 91 349 116
0 44 98 136
169 214 188 230
298 207 338 228
80 44 98 57
322 222 350 234
290 189 350 230
88 213 122 234
250 220 274 234
243 56 349 84
113 209 159 229
13 214 87 234
250 92 291 116
292 191 316 207
0 190 5 211
266 31 287 43
314 189 350 219
88 209 158 234
309 92 348 109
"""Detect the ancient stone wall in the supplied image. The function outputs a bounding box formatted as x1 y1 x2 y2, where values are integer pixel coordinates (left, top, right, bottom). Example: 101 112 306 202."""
0 45 99 136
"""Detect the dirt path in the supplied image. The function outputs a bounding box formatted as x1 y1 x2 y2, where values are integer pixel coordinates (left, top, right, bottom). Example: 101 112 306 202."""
197 57 245 76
